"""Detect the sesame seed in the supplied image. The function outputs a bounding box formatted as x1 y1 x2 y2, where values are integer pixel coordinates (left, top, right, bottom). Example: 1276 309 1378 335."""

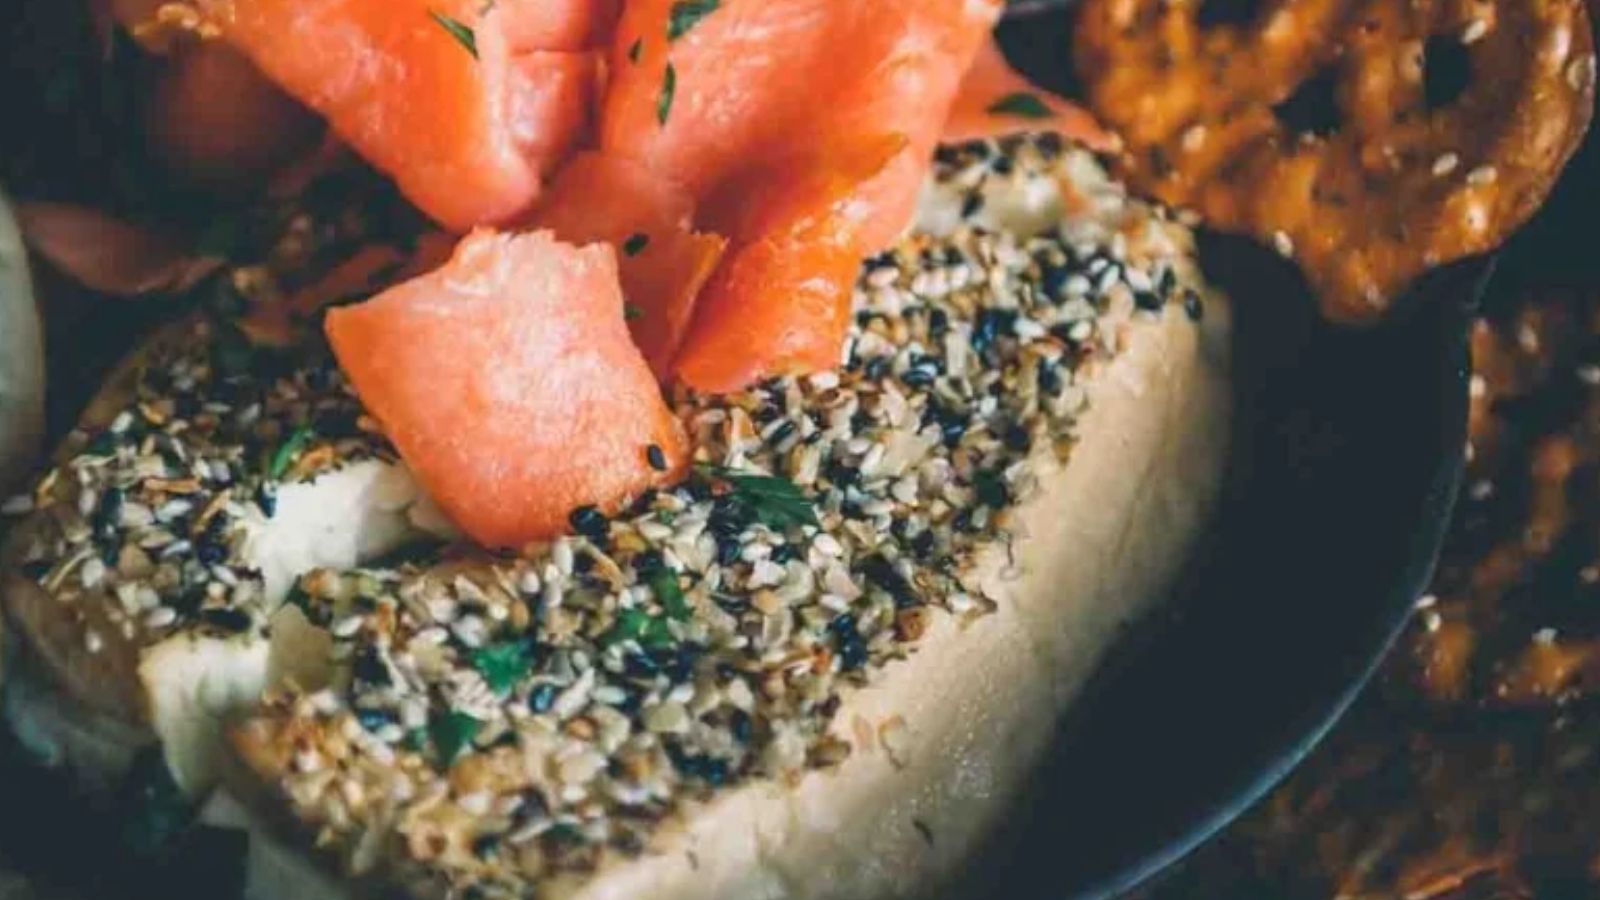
1432 152 1460 177
1271 230 1295 258
1467 165 1499 186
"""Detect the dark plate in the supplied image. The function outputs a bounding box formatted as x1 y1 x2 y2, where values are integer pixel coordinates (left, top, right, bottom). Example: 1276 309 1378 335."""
969 12 1486 897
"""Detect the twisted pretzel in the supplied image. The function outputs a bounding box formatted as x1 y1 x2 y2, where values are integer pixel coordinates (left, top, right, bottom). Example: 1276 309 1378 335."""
1075 0 1596 319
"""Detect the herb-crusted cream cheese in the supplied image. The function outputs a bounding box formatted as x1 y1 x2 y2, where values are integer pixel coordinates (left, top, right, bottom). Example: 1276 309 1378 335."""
3 137 1232 899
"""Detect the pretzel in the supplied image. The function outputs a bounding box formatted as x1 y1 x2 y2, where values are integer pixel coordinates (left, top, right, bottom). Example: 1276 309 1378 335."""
1074 0 1596 320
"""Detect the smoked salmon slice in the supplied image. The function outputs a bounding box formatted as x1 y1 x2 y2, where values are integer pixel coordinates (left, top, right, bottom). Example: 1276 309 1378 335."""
943 38 1117 149
673 135 906 393
196 0 607 230
325 230 687 549
599 0 999 391
531 152 726 378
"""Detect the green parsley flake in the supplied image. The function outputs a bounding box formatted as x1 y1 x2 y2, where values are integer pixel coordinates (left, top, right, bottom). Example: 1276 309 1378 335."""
625 303 645 322
623 232 651 256
651 569 692 620
268 426 316 481
987 92 1053 120
667 0 721 40
429 10 478 59
430 711 482 764
699 465 820 530
472 641 534 695
609 608 674 649
658 62 677 125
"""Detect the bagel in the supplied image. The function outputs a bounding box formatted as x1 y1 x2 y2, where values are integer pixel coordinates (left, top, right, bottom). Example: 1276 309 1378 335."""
0 323 450 792
3 139 1234 898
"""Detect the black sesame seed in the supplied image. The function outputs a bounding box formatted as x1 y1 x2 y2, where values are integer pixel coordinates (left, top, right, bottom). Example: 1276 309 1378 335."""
171 586 206 617
1004 423 1032 452
528 683 558 714
715 535 741 566
472 834 501 859
911 529 937 559
665 645 700 682
1184 289 1205 322
823 458 861 488
353 646 391 686
710 497 750 537
991 154 1014 175
93 488 124 538
818 695 842 718
568 505 608 540
355 708 394 732
972 309 1015 357
198 607 252 633
767 420 797 445
646 443 669 472
1040 263 1070 299
829 614 869 671
667 743 729 786
770 542 797 564
1038 363 1064 397
634 548 666 575
928 307 950 338
1133 290 1163 312
625 651 663 679
960 192 985 219
864 355 892 382
196 540 227 567
900 366 936 389
255 485 277 517
974 470 1010 508
861 555 921 609
730 710 753 743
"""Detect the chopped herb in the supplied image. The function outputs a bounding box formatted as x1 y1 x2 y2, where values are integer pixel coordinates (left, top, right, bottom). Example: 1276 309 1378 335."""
268 426 316 480
430 711 482 764
987 91 1053 120
650 569 692 620
429 10 478 58
609 608 674 649
698 465 819 530
625 303 645 322
623 232 651 256
472 641 535 695
404 728 428 752
658 62 677 125
628 38 643 63
667 0 721 40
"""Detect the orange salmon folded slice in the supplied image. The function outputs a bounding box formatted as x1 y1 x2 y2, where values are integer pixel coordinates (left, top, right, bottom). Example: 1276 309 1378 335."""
598 0 1000 392
943 38 1117 148
675 134 908 393
325 230 688 549
196 0 613 230
530 152 727 378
